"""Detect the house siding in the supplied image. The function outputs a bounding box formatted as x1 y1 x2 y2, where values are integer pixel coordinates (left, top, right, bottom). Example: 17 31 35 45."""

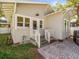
44 12 66 40
11 28 30 44
16 3 52 19
12 3 52 44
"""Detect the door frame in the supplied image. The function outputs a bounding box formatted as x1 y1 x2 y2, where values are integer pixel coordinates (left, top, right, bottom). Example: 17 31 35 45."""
30 17 44 37
14 14 44 37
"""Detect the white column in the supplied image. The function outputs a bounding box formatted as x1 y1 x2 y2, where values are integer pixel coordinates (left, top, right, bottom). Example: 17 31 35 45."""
15 15 17 29
23 17 25 28
37 20 40 32
38 32 40 48
30 18 33 37
42 19 44 29
12 3 16 30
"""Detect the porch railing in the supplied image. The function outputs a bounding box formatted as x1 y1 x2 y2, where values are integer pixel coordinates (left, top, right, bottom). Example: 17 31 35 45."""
45 29 51 43
35 31 41 48
33 29 50 48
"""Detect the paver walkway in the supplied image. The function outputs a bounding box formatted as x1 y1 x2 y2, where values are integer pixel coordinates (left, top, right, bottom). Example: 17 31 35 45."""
38 39 79 59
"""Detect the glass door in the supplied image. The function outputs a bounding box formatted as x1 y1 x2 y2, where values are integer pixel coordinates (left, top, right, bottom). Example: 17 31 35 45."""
33 20 37 30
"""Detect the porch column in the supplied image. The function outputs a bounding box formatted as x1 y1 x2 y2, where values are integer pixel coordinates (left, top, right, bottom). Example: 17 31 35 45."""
23 17 25 28
30 18 33 37
15 15 17 29
42 19 44 29
12 3 16 29
37 20 40 31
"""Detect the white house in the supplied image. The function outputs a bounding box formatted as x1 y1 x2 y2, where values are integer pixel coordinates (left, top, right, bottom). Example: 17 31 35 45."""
0 0 70 48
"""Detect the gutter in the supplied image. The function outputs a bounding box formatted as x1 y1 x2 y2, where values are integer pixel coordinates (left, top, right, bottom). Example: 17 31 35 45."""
44 10 63 18
0 0 48 5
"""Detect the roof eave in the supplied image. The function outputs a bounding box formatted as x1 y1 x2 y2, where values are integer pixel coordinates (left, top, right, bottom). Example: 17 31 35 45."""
0 1 49 5
44 10 63 18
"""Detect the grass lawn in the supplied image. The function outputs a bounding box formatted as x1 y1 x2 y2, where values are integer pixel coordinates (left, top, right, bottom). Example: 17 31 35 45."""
0 34 43 59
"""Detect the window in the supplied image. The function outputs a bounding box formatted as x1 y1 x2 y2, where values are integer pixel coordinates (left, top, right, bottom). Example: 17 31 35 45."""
33 21 37 30
17 16 23 26
40 21 42 28
25 18 30 27
0 24 8 28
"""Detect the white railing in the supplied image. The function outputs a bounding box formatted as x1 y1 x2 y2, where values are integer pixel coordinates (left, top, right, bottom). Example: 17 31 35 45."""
35 31 40 48
45 29 51 43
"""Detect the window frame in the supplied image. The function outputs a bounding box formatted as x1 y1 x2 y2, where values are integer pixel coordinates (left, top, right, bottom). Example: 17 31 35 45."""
33 20 37 30
16 15 30 28
25 18 30 27
40 20 43 28
17 16 23 27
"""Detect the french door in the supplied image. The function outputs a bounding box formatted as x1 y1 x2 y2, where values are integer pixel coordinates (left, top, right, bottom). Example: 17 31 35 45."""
30 18 44 37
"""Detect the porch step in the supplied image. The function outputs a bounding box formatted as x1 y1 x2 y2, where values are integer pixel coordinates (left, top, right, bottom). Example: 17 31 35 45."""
40 40 49 47
40 37 49 47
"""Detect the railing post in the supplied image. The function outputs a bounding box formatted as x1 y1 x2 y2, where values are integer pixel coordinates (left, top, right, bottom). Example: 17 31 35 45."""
35 32 37 43
35 31 40 48
45 30 47 40
48 32 50 43
45 29 50 43
45 30 48 40
38 33 40 48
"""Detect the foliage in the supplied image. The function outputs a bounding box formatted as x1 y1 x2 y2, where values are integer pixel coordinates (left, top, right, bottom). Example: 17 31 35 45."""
0 3 4 17
0 44 36 59
67 0 79 4
56 3 65 11
0 34 10 46
66 0 79 26
0 34 37 59
53 2 65 11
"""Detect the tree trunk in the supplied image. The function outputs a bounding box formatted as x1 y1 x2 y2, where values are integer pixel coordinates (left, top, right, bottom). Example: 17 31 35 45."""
0 2 3 17
76 5 79 26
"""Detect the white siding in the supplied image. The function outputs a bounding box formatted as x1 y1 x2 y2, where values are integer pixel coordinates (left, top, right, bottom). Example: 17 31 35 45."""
11 28 30 44
44 12 65 40
16 3 51 19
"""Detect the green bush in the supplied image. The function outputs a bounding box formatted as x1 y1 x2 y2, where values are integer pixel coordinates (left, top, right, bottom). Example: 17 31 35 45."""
0 34 11 46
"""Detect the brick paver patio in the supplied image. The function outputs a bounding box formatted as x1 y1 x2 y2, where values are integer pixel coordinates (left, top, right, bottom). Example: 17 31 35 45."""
38 39 79 59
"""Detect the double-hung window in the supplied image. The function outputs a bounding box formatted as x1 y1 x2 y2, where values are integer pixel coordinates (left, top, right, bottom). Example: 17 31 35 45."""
40 20 43 28
25 18 30 27
17 16 23 27
17 16 30 28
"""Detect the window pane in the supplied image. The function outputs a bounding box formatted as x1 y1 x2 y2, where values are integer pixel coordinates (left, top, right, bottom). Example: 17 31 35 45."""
33 21 37 30
17 16 23 22
40 21 42 28
25 18 30 27
0 24 8 28
17 23 23 26
17 16 23 26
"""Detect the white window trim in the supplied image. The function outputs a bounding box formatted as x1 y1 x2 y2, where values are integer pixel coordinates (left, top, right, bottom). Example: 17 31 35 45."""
16 16 24 28
15 14 30 29
25 18 30 28
15 14 44 30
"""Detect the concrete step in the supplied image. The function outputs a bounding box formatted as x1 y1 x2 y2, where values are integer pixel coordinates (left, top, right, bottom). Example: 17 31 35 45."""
41 39 48 44
40 37 49 47
41 42 49 47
